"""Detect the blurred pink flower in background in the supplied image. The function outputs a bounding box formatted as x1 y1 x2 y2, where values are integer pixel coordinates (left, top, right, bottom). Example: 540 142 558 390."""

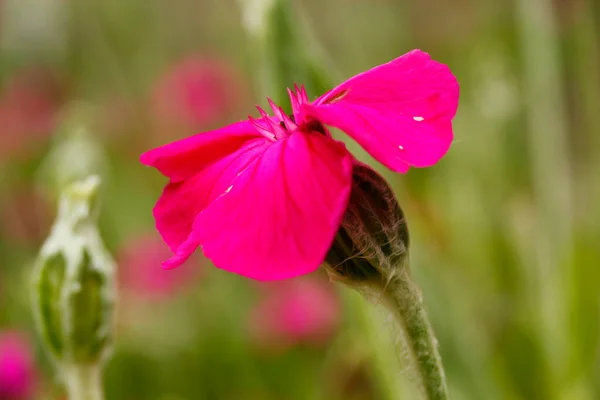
151 56 245 137
0 187 52 247
0 68 63 162
0 331 36 400
118 232 203 300
248 278 341 350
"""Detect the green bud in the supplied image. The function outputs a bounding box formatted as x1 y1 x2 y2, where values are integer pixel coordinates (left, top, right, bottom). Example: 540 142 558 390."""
325 162 410 286
31 176 116 367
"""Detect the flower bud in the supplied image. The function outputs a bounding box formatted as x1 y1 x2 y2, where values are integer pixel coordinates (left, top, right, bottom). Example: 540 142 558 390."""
31 176 116 367
325 162 410 286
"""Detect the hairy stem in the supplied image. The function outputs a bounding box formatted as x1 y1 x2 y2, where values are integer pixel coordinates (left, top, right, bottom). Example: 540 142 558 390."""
383 271 450 400
63 364 104 400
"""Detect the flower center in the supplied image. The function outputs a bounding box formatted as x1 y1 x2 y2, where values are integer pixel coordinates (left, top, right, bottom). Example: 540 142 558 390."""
249 86 327 141
303 119 327 136
280 116 328 136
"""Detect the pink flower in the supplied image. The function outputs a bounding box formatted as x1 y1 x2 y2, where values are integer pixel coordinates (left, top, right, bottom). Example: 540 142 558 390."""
0 331 36 400
117 232 202 299
151 57 244 135
141 50 459 281
0 68 63 162
248 278 340 349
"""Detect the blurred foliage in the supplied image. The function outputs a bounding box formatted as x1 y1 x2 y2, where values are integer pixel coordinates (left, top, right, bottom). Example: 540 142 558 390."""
0 0 599 399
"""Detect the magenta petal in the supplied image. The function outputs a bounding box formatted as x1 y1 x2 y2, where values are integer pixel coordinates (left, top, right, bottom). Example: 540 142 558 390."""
140 120 262 181
152 137 269 259
304 49 459 173
191 132 353 281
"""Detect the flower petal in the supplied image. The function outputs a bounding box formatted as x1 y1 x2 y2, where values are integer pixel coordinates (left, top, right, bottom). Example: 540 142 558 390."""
146 122 270 260
140 120 263 181
302 49 459 173
189 132 353 281
152 136 268 258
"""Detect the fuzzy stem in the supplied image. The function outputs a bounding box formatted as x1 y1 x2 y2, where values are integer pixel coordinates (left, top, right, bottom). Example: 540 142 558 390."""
63 364 104 400
382 271 450 400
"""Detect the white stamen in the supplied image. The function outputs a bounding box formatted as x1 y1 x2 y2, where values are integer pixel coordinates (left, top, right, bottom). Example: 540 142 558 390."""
413 116 424 122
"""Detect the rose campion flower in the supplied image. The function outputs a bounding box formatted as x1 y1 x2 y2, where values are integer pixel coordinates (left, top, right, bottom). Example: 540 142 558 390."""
0 331 36 400
152 57 244 134
0 68 62 162
248 278 340 349
141 50 459 281
118 232 202 300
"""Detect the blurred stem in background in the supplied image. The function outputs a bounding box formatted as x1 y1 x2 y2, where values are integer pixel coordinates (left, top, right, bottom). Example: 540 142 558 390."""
237 0 296 105
569 0 600 233
68 0 137 104
562 1 600 398
515 0 573 397
236 0 338 108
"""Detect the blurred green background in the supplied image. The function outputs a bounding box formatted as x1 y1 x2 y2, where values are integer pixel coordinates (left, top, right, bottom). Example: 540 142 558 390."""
1 0 599 399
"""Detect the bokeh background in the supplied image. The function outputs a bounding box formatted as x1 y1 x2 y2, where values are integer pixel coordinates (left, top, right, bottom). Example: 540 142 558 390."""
1 0 599 399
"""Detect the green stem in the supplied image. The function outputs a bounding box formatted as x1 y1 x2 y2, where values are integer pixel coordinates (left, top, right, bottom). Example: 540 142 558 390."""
515 0 572 391
63 364 104 400
383 271 450 400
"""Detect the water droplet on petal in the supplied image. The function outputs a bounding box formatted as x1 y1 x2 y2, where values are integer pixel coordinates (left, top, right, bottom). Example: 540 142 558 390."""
398 145 404 150
413 116 424 122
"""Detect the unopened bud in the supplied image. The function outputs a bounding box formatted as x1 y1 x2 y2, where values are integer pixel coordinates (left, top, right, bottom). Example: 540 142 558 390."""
31 176 116 368
325 163 409 286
